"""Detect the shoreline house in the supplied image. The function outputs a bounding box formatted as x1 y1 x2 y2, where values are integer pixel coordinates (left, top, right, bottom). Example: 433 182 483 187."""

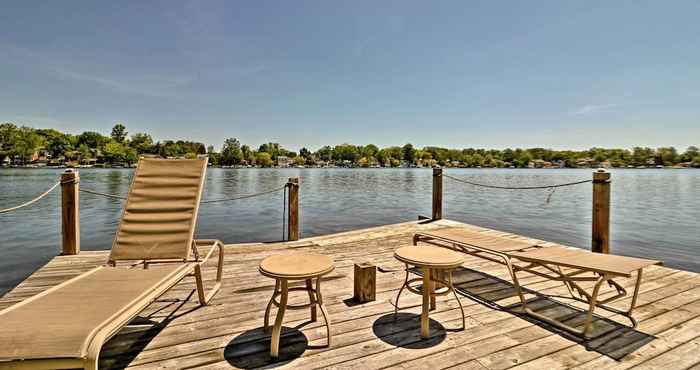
276 155 292 168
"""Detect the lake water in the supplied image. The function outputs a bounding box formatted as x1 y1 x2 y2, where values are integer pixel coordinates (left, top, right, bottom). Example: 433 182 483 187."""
1 168 699 295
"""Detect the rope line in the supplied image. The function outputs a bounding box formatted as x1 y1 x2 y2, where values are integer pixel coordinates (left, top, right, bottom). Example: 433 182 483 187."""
0 181 61 214
80 188 127 200
442 173 592 190
79 184 287 204
201 184 287 204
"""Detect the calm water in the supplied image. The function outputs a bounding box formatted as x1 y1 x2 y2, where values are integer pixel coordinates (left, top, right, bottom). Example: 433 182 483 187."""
1 168 699 294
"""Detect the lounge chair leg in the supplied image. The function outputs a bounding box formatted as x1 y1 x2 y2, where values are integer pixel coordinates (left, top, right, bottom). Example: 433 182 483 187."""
316 277 332 347
582 274 607 337
194 240 225 306
306 279 317 322
627 269 643 323
506 258 529 310
264 280 280 331
394 265 409 319
194 264 207 305
271 279 288 358
449 270 465 330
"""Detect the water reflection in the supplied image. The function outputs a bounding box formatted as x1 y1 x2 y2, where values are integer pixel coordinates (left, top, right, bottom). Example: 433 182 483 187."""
1 168 698 295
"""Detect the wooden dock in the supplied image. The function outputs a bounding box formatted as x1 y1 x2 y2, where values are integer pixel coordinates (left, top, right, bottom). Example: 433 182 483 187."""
2 219 699 369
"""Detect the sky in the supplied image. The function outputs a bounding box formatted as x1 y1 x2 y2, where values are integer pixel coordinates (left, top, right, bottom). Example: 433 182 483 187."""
1 1 699 151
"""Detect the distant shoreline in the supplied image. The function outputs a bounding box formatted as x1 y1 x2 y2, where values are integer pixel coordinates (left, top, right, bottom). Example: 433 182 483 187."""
1 165 697 170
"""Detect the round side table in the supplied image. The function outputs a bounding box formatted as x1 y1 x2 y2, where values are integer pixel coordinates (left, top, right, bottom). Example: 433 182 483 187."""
393 245 465 338
259 252 335 358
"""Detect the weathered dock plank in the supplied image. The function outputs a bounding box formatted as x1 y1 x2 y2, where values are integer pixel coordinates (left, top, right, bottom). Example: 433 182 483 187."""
1 219 699 370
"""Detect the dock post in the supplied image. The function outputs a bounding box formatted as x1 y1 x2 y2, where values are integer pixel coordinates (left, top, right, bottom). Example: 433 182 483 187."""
61 169 80 255
592 169 611 254
353 262 376 303
432 168 443 220
287 177 300 241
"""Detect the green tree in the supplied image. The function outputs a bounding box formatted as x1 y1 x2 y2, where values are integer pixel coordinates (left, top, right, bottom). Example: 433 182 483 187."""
103 142 126 163
77 144 92 164
258 142 281 159
206 145 220 165
124 146 138 165
35 129 72 160
401 143 416 164
332 143 360 162
256 152 273 167
0 123 18 159
77 131 110 150
111 123 127 143
656 147 678 165
129 133 154 154
632 147 654 166
221 138 243 165
316 146 333 161
241 145 252 163
682 146 699 162
293 156 306 166
692 156 700 168
14 127 44 164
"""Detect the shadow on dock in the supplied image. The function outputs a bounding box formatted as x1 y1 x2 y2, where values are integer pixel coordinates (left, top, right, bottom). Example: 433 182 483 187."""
449 267 657 361
225 326 309 369
98 291 202 369
372 312 447 349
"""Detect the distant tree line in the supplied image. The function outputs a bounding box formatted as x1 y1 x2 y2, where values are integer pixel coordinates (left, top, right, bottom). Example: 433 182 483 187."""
1 122 698 168
0 123 205 166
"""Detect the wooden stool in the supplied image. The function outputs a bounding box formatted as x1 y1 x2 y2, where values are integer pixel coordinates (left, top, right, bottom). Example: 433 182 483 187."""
259 252 334 358
393 245 465 338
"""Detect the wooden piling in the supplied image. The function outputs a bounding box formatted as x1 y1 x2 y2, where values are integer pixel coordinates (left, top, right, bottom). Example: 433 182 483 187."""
353 262 376 303
287 177 299 241
61 169 80 255
592 169 611 254
432 168 443 220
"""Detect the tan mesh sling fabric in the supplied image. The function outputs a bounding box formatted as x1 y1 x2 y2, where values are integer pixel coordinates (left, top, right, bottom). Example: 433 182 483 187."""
109 158 207 262
0 265 187 361
0 157 224 369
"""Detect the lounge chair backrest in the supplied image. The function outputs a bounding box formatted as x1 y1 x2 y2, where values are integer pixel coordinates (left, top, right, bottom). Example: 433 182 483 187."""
108 157 207 262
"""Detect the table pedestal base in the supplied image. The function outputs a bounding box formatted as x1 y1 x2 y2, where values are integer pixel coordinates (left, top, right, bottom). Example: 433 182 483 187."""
264 277 331 357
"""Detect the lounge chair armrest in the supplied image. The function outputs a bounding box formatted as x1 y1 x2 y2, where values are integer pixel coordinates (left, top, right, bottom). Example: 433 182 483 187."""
194 239 224 247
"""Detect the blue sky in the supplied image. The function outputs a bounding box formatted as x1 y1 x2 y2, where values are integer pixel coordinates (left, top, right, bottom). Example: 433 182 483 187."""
1 1 698 151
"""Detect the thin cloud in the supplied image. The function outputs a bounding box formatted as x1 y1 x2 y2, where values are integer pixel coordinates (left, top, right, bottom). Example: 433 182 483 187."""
571 104 618 115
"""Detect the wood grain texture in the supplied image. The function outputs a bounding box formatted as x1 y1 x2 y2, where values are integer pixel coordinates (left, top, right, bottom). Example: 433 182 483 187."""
287 177 300 241
432 167 443 220
60 169 80 255
592 169 611 254
353 262 376 303
1 219 698 370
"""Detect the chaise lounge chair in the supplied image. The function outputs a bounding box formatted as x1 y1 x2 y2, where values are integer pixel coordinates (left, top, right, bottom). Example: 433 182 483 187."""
413 227 661 338
0 158 224 369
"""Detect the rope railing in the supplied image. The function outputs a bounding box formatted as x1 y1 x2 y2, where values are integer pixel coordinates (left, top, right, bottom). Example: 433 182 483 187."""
442 173 592 190
0 181 61 214
201 184 287 204
78 184 287 204
80 188 127 200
